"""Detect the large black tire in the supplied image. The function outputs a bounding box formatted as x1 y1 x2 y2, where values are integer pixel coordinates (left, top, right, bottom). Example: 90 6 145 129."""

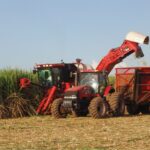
126 103 140 115
51 98 67 118
140 104 150 114
107 92 125 116
88 97 107 118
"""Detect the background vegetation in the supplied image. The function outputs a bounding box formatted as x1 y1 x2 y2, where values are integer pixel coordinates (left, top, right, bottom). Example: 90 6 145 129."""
109 76 115 85
0 68 115 102
0 68 38 101
0 69 38 118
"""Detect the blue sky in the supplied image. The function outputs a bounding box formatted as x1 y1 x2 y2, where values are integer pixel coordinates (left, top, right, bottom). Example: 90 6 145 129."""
0 0 150 71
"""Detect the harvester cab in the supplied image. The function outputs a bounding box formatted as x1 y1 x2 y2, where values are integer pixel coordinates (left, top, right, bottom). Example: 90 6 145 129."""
33 63 77 89
51 31 149 119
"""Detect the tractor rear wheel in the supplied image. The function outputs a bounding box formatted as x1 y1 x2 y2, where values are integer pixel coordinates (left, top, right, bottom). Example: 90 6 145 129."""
140 104 150 114
107 92 125 116
126 103 140 115
88 97 107 118
51 98 67 118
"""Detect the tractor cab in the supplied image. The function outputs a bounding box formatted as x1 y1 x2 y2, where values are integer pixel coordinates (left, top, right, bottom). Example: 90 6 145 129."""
34 63 77 88
79 70 108 94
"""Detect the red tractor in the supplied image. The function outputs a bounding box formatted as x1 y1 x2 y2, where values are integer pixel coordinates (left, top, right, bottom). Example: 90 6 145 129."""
19 61 83 114
51 32 149 118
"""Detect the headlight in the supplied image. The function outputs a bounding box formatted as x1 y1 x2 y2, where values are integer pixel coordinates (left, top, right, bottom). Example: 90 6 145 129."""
64 95 77 99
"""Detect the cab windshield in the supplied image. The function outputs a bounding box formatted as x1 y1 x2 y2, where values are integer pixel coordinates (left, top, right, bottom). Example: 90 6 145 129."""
79 73 99 93
79 72 107 93
38 68 62 87
38 69 53 87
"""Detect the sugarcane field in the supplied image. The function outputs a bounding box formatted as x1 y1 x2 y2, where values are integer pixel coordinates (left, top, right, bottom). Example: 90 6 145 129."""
0 1 150 150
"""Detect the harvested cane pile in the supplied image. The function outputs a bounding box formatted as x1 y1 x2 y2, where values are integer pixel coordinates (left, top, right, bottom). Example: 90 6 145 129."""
0 104 9 119
5 93 37 118
0 68 40 119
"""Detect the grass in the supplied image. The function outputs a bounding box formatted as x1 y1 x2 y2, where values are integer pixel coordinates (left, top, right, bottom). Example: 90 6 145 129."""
0 115 149 150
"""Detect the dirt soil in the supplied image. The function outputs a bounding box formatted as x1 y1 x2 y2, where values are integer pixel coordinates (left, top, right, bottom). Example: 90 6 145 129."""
0 115 150 150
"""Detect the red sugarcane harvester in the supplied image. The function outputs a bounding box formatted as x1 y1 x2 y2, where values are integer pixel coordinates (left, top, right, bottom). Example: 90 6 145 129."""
51 32 149 118
19 61 88 114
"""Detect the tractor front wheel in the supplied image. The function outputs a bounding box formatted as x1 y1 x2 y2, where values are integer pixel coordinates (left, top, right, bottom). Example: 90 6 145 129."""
51 98 67 118
88 97 107 118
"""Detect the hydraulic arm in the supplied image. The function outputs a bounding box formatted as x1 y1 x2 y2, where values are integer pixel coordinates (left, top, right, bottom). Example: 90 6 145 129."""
96 32 149 75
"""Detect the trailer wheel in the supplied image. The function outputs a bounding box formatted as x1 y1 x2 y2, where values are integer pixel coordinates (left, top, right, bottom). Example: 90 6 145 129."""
107 92 125 116
88 97 107 118
51 98 66 118
126 103 140 115
140 104 150 114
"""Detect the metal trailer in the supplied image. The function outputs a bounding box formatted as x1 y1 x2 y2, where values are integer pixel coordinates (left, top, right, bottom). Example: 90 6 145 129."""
115 67 150 115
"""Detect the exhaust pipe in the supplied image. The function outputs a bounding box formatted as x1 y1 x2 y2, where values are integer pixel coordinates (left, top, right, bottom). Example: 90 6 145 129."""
126 32 149 45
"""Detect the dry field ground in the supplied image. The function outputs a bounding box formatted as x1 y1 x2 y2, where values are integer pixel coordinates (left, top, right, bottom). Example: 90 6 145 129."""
0 115 150 150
